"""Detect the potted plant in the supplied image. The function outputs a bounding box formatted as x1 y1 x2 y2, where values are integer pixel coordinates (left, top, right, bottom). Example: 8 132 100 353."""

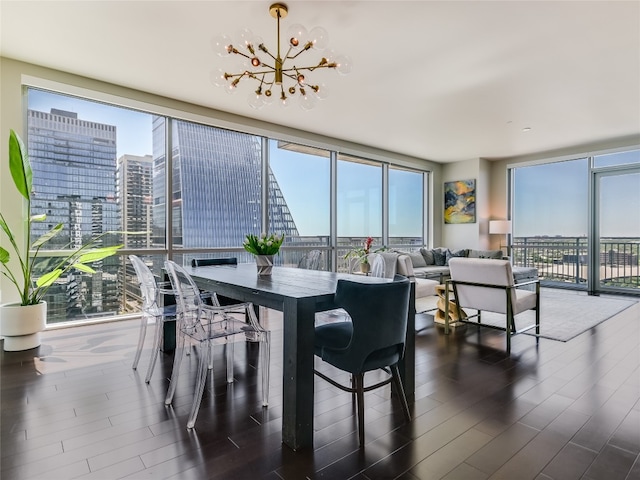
243 233 284 276
344 236 384 273
0 129 123 351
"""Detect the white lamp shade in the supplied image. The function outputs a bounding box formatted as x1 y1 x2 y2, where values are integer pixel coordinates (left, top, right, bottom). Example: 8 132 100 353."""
489 220 512 235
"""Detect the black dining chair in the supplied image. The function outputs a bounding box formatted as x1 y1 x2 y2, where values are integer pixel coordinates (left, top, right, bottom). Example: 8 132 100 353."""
191 257 238 267
314 275 412 447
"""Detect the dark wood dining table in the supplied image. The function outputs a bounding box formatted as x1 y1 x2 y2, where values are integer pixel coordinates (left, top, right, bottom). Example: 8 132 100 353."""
188 263 416 450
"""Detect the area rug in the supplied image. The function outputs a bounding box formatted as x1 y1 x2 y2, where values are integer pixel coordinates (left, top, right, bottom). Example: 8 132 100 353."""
457 288 637 342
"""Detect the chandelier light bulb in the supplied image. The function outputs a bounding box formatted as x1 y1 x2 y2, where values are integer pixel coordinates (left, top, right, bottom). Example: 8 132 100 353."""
309 26 329 50
236 27 254 51
287 23 308 49
212 35 233 57
299 91 318 110
335 55 353 75
212 3 350 109
248 91 265 109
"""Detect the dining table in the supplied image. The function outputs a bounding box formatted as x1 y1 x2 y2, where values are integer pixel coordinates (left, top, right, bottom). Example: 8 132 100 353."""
187 263 416 451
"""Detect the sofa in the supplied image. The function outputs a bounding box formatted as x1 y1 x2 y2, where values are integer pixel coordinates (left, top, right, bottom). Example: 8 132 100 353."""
393 247 539 291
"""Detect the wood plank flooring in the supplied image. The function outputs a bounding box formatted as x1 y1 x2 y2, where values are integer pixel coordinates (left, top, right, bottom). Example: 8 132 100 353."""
1 298 639 480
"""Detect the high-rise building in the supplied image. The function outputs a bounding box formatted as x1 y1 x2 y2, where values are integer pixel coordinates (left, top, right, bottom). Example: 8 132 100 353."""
27 109 121 323
116 154 154 248
152 118 299 249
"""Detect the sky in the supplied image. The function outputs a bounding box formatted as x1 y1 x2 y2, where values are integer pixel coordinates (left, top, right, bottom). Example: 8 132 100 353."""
513 155 640 238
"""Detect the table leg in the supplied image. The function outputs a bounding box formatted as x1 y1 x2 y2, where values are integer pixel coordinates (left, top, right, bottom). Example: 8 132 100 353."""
282 297 316 450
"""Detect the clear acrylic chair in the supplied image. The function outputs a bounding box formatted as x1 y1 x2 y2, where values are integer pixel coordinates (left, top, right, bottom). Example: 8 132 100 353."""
129 255 178 383
163 260 271 429
298 250 322 270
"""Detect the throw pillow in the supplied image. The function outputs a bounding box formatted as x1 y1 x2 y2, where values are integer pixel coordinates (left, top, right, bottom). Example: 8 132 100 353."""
432 248 447 266
420 247 435 265
445 248 467 265
406 251 427 268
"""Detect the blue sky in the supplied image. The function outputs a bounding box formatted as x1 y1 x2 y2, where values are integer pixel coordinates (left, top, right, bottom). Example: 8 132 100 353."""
513 156 639 238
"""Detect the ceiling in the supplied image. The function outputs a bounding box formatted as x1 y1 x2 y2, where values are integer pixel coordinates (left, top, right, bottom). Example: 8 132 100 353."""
1 0 639 163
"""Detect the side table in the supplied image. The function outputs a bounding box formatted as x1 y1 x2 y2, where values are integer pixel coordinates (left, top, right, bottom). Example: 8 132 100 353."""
434 284 467 328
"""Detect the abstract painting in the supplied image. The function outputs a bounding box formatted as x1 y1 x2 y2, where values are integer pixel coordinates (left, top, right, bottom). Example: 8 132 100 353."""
444 179 476 224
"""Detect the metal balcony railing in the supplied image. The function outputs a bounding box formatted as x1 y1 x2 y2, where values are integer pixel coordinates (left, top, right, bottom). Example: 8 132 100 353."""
511 237 639 290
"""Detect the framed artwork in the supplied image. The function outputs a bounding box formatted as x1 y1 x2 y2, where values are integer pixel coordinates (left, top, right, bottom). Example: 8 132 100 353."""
444 179 476 224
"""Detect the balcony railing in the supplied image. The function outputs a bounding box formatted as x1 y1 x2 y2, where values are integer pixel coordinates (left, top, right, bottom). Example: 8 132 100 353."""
511 236 639 290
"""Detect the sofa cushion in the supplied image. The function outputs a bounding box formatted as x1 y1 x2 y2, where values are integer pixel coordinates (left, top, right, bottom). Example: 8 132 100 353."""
445 248 468 265
405 251 427 268
419 247 435 265
432 248 448 266
468 249 503 259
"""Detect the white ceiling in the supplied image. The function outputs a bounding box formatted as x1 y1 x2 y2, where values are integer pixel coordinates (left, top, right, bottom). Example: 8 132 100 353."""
1 0 639 163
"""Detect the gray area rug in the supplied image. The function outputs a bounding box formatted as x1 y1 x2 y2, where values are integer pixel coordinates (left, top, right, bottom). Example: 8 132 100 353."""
460 288 637 342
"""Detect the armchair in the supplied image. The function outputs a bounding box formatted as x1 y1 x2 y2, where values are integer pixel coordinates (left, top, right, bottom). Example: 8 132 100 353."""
445 258 540 353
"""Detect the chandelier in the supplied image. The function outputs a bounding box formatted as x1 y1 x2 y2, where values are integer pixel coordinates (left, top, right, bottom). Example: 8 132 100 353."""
211 3 351 110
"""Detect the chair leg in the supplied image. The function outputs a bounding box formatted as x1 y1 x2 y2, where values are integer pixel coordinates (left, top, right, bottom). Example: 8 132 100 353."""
165 329 187 405
354 373 365 447
187 341 211 429
144 315 164 383
132 314 148 370
226 338 235 383
506 315 512 353
261 330 271 406
390 364 411 422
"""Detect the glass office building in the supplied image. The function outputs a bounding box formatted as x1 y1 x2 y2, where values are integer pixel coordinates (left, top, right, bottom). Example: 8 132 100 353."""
154 118 299 250
27 109 121 322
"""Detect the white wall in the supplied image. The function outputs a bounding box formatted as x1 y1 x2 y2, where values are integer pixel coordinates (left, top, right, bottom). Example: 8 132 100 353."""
440 158 493 251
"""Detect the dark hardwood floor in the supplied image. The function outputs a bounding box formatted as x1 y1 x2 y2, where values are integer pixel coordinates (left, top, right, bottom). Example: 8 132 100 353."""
1 298 639 480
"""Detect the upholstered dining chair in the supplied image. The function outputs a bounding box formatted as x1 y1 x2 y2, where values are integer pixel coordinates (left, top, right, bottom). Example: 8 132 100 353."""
191 257 238 267
314 275 412 446
163 260 270 429
446 257 540 353
129 255 177 383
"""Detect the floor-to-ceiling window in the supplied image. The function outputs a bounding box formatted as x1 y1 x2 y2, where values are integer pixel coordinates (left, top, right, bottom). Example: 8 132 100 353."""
337 154 382 272
511 150 639 294
268 140 331 269
388 166 424 248
24 86 427 325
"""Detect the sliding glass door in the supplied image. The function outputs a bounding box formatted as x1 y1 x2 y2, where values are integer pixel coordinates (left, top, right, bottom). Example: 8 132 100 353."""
592 166 640 294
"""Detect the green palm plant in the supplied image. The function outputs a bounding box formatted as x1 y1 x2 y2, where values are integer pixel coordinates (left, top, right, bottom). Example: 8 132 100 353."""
0 129 124 306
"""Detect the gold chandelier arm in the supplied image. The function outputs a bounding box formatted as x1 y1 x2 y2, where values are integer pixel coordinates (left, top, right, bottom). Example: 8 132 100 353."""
286 42 314 60
258 44 277 62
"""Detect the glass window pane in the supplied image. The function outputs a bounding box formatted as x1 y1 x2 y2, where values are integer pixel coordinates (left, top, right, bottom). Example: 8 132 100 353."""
512 158 588 286
169 121 264 248
389 166 424 246
337 154 382 271
27 88 155 324
594 149 640 167
268 140 330 269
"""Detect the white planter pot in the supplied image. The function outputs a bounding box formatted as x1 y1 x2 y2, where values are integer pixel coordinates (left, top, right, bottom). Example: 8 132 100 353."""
0 301 47 351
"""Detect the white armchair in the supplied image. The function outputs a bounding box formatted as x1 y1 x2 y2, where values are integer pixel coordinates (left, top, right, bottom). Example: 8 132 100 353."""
445 258 540 353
